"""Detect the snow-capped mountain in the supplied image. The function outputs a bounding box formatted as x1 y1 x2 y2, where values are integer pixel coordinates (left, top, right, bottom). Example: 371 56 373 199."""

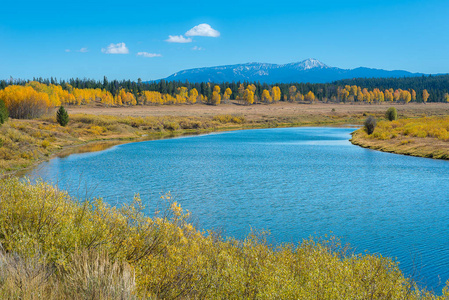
159 58 424 83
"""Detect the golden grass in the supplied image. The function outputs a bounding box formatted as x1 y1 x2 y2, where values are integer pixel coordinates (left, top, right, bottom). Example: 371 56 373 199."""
351 116 449 159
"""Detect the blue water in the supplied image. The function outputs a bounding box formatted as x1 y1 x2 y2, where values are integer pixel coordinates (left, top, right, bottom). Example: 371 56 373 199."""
28 127 449 292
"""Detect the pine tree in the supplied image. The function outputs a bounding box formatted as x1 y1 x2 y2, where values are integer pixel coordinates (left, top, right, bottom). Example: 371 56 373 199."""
56 106 69 126
0 99 8 124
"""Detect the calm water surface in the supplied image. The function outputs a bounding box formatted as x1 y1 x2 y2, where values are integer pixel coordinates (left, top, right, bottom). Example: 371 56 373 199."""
28 127 449 292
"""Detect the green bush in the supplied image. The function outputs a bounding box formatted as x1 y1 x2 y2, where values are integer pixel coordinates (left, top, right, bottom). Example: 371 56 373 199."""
385 107 398 121
56 106 69 126
364 116 377 135
0 99 8 124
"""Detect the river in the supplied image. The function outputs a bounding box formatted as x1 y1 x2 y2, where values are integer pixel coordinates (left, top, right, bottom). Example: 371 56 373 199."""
28 127 449 293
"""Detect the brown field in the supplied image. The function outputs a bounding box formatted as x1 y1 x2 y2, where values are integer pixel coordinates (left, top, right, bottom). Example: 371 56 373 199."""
64 101 449 120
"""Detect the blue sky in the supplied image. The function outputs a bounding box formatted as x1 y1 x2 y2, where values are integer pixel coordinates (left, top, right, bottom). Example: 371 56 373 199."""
1 0 448 81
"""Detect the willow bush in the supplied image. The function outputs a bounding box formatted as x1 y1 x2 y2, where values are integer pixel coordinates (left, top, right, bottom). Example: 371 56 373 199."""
0 177 447 299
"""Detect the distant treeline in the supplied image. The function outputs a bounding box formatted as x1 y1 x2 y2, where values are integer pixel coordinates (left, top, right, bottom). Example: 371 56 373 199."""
1 74 449 104
332 74 449 103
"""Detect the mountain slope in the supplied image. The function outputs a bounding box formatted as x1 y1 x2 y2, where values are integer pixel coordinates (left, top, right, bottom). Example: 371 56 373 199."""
160 59 424 83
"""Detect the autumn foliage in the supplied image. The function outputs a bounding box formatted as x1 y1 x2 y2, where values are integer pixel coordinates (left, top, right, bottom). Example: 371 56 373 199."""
0 79 446 120
0 85 51 119
1 177 447 299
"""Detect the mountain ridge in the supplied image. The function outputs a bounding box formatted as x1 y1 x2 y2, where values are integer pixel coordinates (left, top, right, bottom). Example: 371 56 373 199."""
157 58 426 84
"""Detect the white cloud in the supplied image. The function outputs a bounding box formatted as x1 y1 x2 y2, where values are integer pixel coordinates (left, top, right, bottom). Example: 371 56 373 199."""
137 52 162 58
192 46 204 51
66 47 89 53
185 24 220 37
165 35 192 43
101 42 129 54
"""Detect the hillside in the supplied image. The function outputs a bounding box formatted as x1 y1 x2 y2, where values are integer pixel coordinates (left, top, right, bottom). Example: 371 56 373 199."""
160 58 425 83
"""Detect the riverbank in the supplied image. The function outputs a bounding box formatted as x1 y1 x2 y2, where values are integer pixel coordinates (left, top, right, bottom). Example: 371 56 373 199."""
0 108 367 176
1 102 448 175
350 116 449 160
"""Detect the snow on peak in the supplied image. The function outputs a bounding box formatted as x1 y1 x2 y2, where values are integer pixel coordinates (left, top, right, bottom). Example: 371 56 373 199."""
289 58 328 70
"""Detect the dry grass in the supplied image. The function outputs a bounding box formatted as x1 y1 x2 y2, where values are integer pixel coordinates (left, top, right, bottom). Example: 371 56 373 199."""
0 249 137 300
64 101 449 120
351 116 449 159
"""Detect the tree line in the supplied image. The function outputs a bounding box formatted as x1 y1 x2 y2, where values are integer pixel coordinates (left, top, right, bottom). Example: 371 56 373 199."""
1 75 448 119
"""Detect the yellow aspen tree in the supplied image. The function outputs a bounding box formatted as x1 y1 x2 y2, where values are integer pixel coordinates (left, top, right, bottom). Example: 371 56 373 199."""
422 89 430 103
399 90 409 103
296 93 304 101
248 84 256 93
362 89 370 103
288 86 297 101
0 85 51 118
411 89 416 102
271 86 281 102
223 88 232 103
404 91 411 104
101 91 114 106
210 85 221 105
379 90 385 103
351 85 358 96
384 90 394 102
244 88 254 105
357 89 364 102
393 90 400 102
189 88 198 104
342 89 350 102
369 91 375 103
261 89 272 103
305 91 315 103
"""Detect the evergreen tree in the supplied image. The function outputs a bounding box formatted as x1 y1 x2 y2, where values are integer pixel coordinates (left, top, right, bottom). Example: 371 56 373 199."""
56 106 69 126
0 99 9 124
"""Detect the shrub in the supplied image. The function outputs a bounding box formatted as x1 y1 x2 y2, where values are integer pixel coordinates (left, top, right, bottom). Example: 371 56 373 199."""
212 114 246 124
163 121 180 131
0 177 445 299
385 107 398 121
0 99 8 124
364 116 377 135
56 106 69 126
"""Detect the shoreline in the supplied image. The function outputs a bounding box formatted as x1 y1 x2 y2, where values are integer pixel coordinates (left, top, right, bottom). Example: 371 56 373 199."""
2 102 449 177
350 118 449 160
12 121 362 178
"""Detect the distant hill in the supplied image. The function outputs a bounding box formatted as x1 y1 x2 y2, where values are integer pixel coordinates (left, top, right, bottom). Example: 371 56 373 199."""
158 58 425 84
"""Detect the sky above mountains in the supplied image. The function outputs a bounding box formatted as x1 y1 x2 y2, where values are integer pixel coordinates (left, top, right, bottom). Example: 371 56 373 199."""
1 0 448 81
